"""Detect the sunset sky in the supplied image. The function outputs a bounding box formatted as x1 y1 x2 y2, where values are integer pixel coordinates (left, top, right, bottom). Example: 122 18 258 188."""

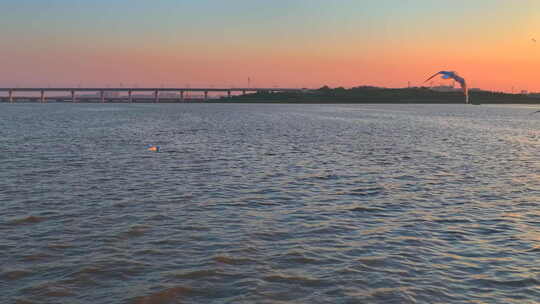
1 0 539 92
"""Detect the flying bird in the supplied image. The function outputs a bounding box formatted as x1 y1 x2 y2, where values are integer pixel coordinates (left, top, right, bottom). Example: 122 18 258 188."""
425 71 469 104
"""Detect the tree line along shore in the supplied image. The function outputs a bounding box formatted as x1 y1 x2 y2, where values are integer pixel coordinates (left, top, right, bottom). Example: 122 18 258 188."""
3 86 539 104
216 86 540 104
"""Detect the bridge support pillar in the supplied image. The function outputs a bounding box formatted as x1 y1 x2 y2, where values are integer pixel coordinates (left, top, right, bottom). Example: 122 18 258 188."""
40 90 45 103
128 90 132 103
242 90 246 95
100 91 105 103
8 90 13 103
154 90 159 103
180 91 184 102
227 90 231 98
71 90 76 103
204 91 208 101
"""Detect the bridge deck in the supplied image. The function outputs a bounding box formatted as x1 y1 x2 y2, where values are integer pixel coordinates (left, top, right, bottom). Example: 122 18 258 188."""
0 88 303 92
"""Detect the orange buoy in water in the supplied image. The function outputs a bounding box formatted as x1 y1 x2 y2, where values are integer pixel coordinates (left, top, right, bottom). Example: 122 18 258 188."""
147 146 160 152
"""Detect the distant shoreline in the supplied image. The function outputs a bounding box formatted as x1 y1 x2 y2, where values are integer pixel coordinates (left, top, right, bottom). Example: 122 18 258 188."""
218 87 540 104
210 98 540 105
3 86 540 104
3 99 540 105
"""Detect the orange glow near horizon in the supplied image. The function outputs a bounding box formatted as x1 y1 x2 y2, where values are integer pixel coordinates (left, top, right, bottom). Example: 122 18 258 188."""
3 37 540 92
1 1 540 92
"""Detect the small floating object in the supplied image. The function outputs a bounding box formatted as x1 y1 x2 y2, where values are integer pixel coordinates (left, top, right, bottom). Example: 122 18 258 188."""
147 145 160 152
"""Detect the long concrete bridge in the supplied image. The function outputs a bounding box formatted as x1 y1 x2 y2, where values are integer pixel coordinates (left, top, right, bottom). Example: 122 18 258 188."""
0 87 305 103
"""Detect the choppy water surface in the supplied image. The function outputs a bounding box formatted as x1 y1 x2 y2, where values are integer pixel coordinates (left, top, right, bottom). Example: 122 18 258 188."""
1 103 539 303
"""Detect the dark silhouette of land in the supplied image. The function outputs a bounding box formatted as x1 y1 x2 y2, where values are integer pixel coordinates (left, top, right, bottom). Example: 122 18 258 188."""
218 86 540 104
3 86 540 104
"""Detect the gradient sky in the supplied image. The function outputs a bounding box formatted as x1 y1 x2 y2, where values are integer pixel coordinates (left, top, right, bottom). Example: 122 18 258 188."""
1 0 539 91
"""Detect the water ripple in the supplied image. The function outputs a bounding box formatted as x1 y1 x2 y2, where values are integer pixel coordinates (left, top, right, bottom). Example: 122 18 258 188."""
1 103 539 303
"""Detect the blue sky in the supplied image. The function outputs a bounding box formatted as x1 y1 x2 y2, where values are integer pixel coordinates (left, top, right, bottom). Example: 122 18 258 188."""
1 0 538 90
